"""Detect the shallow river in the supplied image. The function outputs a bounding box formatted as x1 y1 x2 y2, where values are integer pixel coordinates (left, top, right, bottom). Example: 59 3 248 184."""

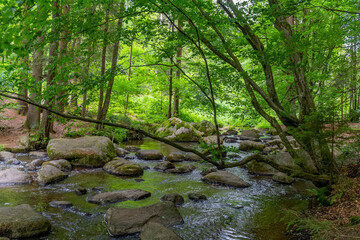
0 138 313 240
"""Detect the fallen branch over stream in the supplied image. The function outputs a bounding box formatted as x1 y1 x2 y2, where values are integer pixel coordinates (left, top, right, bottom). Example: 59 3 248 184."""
0 91 330 186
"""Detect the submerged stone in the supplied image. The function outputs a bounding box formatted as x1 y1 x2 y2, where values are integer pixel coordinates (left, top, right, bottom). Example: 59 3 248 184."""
161 193 184 206
105 201 183 236
167 164 196 174
103 159 143 176
272 172 294 184
154 161 175 171
87 189 151 205
188 193 207 202
49 200 73 208
0 204 51 238
140 221 183 240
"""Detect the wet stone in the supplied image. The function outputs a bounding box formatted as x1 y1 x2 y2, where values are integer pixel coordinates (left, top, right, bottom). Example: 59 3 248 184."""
200 167 217 176
134 178 144 182
75 188 87 195
188 193 207 202
124 146 141 153
49 200 73 208
161 193 184 206
87 189 151 205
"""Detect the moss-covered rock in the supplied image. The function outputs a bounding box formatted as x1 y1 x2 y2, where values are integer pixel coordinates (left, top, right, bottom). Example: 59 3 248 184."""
246 160 278 176
202 171 250 188
136 150 164 160
165 152 186 162
37 165 67 185
0 204 51 238
195 120 216 136
42 159 72 172
238 140 265 151
272 172 294 184
140 221 183 240
47 136 116 167
103 159 143 176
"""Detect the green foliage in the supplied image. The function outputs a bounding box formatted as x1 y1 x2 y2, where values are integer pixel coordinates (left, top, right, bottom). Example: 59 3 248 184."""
307 187 342 207
348 216 360 226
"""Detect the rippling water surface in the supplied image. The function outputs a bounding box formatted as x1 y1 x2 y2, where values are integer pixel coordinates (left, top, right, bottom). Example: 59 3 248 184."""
0 138 313 239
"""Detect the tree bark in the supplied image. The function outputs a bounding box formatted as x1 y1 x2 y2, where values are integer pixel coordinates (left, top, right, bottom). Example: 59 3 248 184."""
41 0 59 139
172 19 182 117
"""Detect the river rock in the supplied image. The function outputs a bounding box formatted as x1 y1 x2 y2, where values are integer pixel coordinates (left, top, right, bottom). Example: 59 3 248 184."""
238 140 265 151
269 149 318 174
224 137 239 143
161 193 184 206
105 201 183 236
222 129 238 135
165 152 186 162
168 164 196 174
201 135 223 146
167 127 202 142
272 172 294 184
246 160 278 176
124 146 141 152
103 159 143 176
29 151 47 158
202 171 250 188
26 159 46 170
47 136 116 167
140 221 183 240
0 151 15 161
114 145 129 157
49 200 73 208
196 120 216 136
188 193 207 202
136 149 163 160
87 189 151 205
154 161 175 171
37 165 67 185
200 167 217 176
75 188 87 195
0 168 32 185
240 129 260 139
184 153 202 162
42 159 72 172
0 204 51 238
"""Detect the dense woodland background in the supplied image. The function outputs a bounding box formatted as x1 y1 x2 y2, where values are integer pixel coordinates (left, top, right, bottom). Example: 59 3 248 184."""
0 0 359 181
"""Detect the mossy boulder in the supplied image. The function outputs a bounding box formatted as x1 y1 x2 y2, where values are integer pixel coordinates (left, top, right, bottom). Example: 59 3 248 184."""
47 136 116 167
140 221 183 240
87 189 151 205
156 118 214 142
238 140 265 151
272 172 294 184
37 165 67 185
201 135 223 146
154 161 175 171
160 193 184 206
136 150 164 160
42 159 72 172
0 204 51 238
103 158 143 176
105 201 183 236
165 152 186 162
246 160 278 176
202 171 250 188
195 120 216 136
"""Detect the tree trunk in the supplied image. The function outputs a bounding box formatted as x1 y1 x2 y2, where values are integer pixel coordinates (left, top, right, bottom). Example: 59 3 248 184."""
41 0 59 139
172 19 182 117
25 37 43 129
97 3 124 127
167 57 173 119
124 39 133 115
96 8 110 129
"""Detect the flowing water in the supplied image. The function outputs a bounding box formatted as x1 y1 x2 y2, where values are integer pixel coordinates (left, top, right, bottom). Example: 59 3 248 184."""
0 138 313 240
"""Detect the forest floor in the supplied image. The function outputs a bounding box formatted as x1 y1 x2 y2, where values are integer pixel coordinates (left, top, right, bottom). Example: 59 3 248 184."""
0 100 78 149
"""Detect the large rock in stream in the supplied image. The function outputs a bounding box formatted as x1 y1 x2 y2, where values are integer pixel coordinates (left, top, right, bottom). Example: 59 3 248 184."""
37 165 67 185
0 204 51 238
0 168 32 185
103 158 143 176
136 150 164 160
140 221 183 240
155 118 215 142
105 201 183 236
47 136 116 167
202 171 251 188
87 189 151 205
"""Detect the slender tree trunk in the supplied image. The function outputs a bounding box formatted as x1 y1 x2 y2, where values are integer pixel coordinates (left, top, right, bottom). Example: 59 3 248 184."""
124 39 133 115
97 4 124 128
167 57 173 119
96 8 110 129
57 1 70 113
82 46 92 118
25 37 44 129
18 56 29 115
41 0 59 139
172 19 182 117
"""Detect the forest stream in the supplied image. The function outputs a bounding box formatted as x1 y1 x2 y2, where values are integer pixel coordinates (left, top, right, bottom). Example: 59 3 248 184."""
0 137 313 240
